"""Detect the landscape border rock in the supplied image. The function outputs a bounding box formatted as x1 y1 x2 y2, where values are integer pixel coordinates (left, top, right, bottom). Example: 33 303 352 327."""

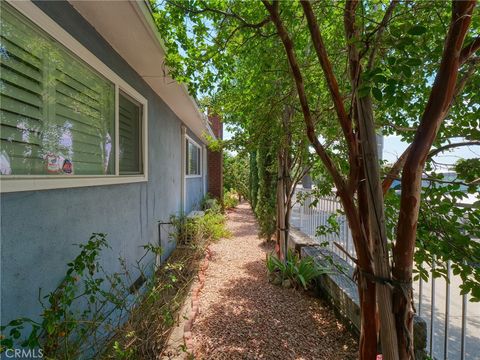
183 247 211 356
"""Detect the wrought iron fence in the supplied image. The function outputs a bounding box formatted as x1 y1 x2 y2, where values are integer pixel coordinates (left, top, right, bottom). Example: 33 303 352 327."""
290 188 479 360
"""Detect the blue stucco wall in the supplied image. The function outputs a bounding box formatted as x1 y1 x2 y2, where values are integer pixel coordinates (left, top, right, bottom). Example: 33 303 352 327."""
0 1 205 325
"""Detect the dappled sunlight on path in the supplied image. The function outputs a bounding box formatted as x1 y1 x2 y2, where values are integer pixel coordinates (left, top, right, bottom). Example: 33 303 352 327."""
191 202 357 359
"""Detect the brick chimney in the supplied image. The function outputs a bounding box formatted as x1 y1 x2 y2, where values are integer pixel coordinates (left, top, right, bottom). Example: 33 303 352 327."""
207 114 223 201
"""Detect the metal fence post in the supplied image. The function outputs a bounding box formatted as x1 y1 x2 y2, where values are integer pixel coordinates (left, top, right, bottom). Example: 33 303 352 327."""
418 275 423 317
430 257 436 357
300 195 304 230
460 261 468 360
444 260 451 360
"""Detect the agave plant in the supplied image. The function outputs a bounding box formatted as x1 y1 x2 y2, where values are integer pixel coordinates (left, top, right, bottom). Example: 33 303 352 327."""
266 250 330 290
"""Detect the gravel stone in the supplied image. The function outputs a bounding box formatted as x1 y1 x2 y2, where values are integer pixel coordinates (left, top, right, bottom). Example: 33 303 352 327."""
191 203 358 359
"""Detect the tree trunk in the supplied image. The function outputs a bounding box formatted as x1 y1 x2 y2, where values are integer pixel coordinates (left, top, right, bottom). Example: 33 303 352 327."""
393 2 475 358
357 95 399 360
282 105 293 260
276 150 286 260
358 274 379 360
341 192 378 360
343 0 399 353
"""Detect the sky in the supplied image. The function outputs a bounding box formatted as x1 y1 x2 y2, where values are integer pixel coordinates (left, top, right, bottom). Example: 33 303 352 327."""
382 135 479 168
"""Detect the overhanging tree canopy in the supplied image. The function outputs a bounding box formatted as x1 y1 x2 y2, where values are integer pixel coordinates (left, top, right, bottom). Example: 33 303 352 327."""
152 0 479 358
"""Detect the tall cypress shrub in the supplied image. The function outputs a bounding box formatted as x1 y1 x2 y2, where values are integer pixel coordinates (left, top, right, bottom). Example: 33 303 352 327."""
249 150 259 210
255 138 277 241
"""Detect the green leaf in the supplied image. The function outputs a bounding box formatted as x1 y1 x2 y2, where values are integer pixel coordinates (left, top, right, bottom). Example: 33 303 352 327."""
372 87 383 101
408 25 427 36
373 74 388 84
384 84 396 97
1 338 13 349
406 58 422 66
297 274 307 289
358 86 371 99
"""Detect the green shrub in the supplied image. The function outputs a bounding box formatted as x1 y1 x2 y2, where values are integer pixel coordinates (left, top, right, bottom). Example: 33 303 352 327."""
223 152 250 201
197 210 231 241
0 216 226 358
0 209 229 359
169 214 197 245
201 193 221 213
266 250 329 290
0 234 163 358
170 207 231 245
223 190 239 209
249 150 259 210
255 138 277 241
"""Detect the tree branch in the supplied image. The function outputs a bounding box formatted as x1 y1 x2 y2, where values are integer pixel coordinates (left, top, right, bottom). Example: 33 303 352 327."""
344 2 400 357
344 0 361 87
382 48 479 194
367 0 399 71
427 140 480 158
460 36 480 65
301 0 356 158
452 57 479 99
394 0 476 290
196 1 271 29
382 145 411 194
262 0 347 194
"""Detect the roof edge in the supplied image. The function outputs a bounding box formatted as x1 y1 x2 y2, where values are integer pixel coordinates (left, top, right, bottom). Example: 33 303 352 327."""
135 0 216 141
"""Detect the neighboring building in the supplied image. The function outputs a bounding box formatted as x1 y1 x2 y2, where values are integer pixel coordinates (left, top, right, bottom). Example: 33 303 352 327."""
0 1 216 325
207 114 223 200
302 174 313 189
377 133 384 160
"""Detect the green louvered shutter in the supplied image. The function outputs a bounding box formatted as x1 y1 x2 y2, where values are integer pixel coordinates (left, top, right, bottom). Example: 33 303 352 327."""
0 6 46 174
52 50 115 175
119 93 141 174
0 4 115 176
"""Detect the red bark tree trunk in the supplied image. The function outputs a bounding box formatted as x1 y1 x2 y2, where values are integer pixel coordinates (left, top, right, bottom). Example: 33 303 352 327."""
393 2 476 358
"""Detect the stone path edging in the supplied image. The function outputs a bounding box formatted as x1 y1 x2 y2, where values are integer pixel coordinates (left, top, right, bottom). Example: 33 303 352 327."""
183 247 211 355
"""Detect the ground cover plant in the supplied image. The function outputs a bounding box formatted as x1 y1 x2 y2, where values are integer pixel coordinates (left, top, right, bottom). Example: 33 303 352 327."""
223 190 240 209
0 205 231 359
266 250 329 290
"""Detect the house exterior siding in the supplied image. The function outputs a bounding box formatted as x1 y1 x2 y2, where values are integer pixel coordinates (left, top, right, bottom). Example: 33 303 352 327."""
0 0 206 325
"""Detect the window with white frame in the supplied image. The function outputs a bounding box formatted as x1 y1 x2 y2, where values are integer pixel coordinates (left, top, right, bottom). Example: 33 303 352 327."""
119 92 142 174
185 137 201 176
0 4 146 187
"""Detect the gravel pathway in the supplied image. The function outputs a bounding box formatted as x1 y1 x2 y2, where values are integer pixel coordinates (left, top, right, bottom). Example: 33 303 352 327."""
191 202 358 359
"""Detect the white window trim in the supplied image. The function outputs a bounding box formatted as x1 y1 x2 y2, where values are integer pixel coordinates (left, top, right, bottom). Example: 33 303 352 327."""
202 144 207 195
181 126 186 213
185 135 202 178
1 1 149 193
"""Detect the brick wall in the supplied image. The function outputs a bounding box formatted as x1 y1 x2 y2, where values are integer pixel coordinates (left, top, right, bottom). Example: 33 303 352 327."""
207 114 223 200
